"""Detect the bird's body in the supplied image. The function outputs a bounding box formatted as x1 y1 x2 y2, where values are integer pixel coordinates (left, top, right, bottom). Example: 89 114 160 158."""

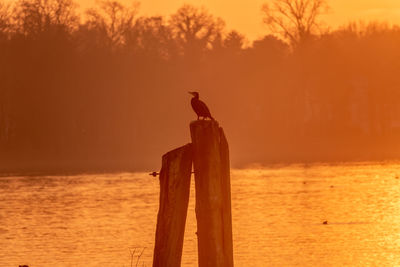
189 92 214 120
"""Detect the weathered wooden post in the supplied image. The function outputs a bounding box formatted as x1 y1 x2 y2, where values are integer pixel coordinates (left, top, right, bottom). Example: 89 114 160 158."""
153 144 193 267
190 120 234 267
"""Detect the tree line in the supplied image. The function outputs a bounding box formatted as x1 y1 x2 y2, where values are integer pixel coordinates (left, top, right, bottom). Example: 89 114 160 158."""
1 0 400 172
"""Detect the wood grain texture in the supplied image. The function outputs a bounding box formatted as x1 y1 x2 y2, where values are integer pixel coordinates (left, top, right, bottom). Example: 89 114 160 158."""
190 120 234 267
153 143 193 267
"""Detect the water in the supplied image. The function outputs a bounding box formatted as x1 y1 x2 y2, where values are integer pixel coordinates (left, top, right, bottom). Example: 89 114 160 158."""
1 163 400 266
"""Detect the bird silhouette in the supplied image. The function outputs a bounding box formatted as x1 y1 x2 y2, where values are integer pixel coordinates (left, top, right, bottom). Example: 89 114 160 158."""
188 92 214 120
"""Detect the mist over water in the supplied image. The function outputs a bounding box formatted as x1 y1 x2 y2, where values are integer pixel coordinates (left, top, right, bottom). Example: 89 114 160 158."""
1 163 400 266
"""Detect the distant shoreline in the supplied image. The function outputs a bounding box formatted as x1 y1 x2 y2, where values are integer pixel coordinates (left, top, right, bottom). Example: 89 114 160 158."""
1 158 400 177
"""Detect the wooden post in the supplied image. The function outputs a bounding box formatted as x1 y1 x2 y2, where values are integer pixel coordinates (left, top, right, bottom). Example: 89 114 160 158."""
153 143 193 267
190 120 234 267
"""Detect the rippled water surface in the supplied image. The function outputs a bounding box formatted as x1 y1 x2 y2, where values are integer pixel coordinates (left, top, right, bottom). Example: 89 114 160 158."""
1 163 400 266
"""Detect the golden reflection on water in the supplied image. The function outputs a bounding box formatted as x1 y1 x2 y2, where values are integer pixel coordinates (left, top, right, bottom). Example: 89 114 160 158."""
1 163 400 266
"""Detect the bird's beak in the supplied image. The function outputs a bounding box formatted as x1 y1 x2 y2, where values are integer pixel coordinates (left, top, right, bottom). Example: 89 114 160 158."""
188 91 195 96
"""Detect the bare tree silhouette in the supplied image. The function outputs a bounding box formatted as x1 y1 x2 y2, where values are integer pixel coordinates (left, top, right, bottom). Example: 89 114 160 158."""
84 0 139 48
14 0 79 35
169 4 224 58
262 0 329 47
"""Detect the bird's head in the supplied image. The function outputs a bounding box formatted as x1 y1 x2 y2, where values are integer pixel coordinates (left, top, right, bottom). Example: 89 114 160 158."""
188 91 199 98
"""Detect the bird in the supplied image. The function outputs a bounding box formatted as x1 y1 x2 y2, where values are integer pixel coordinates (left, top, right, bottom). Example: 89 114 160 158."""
188 91 214 120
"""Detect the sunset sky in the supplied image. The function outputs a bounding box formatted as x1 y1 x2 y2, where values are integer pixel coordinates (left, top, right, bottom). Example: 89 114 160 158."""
73 0 400 40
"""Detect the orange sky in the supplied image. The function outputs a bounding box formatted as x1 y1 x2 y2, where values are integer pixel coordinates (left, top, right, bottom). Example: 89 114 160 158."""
75 0 400 40
9 0 400 40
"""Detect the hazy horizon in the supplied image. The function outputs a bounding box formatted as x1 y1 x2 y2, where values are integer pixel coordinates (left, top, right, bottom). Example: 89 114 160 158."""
1 0 400 173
